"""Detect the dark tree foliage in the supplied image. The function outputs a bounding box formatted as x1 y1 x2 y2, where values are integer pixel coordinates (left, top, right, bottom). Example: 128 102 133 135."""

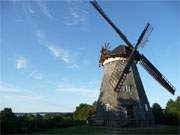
93 101 97 107
0 108 25 133
1 98 179 134
151 103 164 124
0 108 81 134
164 96 180 125
152 97 180 125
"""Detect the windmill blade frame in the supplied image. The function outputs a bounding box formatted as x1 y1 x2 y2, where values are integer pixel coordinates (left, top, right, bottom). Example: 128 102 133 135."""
112 23 154 91
136 23 153 49
90 0 176 95
90 0 133 49
140 54 175 95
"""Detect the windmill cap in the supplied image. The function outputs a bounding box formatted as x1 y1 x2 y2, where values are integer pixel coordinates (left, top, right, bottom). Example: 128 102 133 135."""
110 45 131 55
99 45 132 64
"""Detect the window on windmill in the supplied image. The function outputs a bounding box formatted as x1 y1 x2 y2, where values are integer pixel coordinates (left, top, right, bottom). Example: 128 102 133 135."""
125 85 128 92
105 103 111 111
122 85 126 92
124 85 131 92
128 85 131 92
144 104 149 111
129 85 132 92
124 110 128 118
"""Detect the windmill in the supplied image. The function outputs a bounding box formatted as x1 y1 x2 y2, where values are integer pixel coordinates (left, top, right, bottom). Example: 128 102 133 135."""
89 0 176 127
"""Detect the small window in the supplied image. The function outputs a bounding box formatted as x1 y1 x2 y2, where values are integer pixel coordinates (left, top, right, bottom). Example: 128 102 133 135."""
122 86 125 92
124 85 132 92
105 104 111 111
144 104 149 111
125 85 128 92
128 85 131 92
129 85 132 92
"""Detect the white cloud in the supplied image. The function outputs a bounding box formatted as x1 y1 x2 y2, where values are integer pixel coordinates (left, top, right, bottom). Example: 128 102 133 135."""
47 45 61 58
28 7 35 14
56 82 99 99
0 82 73 112
0 82 21 94
60 49 71 63
46 44 74 64
64 8 79 26
37 1 54 19
63 2 89 26
15 19 24 22
88 80 99 86
16 56 27 69
29 71 43 80
9 95 44 101
36 30 45 39
67 64 79 69
0 82 31 95
47 43 77 64
0 82 45 101
35 29 79 68
82 59 89 65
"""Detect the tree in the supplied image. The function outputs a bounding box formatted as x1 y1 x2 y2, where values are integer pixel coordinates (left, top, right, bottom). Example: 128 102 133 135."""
166 97 180 117
73 103 96 121
164 97 180 125
0 108 15 119
175 97 180 117
151 103 164 124
0 108 22 133
92 101 97 107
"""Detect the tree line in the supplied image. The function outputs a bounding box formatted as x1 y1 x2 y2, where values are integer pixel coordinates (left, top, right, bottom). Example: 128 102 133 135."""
0 97 179 134
152 96 179 125
0 108 85 134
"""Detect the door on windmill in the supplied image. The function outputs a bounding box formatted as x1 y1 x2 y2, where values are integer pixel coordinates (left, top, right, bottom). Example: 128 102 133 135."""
105 103 111 111
124 105 134 120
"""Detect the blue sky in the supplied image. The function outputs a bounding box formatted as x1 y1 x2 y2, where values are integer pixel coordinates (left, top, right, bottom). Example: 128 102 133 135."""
0 0 179 112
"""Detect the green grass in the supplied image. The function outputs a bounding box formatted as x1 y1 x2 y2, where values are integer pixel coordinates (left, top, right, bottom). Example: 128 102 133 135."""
32 125 179 135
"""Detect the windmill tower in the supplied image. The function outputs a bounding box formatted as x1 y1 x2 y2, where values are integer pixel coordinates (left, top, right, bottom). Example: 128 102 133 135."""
90 0 176 127
95 45 154 127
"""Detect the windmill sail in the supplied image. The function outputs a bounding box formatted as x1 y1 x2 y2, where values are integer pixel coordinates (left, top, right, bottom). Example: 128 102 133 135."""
90 0 133 49
111 23 153 92
136 23 153 49
140 55 175 95
109 62 123 90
